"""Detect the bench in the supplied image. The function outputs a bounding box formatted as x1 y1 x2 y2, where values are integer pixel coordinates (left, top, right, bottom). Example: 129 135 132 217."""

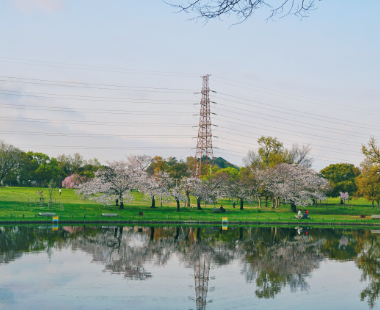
213 208 227 213
39 213 56 217
371 215 380 220
102 213 118 217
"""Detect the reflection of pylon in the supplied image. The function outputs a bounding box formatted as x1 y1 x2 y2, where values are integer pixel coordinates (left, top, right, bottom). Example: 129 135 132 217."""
194 258 210 310
194 75 214 177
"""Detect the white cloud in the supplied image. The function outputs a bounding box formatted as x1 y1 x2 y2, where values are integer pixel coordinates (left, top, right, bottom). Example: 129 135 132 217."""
13 0 64 12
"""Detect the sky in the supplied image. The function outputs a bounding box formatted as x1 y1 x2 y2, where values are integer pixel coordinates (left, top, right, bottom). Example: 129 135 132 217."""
0 0 379 171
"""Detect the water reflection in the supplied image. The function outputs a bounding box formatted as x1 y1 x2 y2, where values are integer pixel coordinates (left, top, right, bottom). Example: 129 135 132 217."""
1 225 380 309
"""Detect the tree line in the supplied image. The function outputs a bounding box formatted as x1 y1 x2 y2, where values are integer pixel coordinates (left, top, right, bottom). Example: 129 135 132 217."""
0 140 102 187
1 136 380 209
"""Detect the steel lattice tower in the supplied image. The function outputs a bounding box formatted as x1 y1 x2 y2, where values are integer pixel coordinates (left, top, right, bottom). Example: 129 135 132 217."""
194 258 211 310
194 75 214 177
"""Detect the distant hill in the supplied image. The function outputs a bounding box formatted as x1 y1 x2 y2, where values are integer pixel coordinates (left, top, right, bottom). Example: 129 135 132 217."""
213 157 239 169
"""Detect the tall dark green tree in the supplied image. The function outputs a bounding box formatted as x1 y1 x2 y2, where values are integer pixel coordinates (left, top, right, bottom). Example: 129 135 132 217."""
320 163 360 197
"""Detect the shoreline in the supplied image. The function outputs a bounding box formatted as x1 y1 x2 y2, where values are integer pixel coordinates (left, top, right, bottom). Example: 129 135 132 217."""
1 219 380 227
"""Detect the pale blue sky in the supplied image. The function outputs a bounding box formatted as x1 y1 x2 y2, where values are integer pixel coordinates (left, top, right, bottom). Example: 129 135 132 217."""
1 0 379 170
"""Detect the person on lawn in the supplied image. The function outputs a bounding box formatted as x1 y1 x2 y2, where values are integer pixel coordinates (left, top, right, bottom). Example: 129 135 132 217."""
303 210 309 219
296 210 302 219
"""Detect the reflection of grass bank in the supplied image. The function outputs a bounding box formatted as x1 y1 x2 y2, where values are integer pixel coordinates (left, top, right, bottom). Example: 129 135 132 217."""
1 187 380 224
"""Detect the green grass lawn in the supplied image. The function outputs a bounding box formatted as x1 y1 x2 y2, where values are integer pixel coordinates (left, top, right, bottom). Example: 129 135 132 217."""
0 186 379 224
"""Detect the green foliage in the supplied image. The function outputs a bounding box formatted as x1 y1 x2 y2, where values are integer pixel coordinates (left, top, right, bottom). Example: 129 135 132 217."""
167 162 190 179
362 137 380 165
320 163 360 197
215 167 240 178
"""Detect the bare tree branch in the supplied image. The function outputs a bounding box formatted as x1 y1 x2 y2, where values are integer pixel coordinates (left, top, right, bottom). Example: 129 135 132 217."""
167 0 318 22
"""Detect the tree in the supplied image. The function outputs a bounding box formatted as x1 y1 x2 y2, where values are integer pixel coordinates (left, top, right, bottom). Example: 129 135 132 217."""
76 160 139 209
171 0 317 22
46 180 57 202
339 192 349 205
244 139 313 169
146 156 169 175
320 163 360 197
167 162 190 179
267 163 329 212
138 172 171 208
362 137 380 165
288 144 314 168
186 177 206 210
0 140 22 185
169 183 187 212
202 173 229 207
355 161 380 209
217 167 250 210
62 174 87 189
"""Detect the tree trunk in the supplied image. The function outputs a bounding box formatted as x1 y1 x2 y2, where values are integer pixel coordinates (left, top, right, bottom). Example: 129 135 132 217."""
150 227 155 241
150 195 156 208
186 191 191 208
240 197 244 210
176 199 180 212
119 194 124 209
265 197 268 208
196 227 201 242
372 200 374 209
271 197 274 209
197 197 202 210
174 227 180 240
115 198 119 206
290 201 297 213
258 196 261 208
340 198 344 205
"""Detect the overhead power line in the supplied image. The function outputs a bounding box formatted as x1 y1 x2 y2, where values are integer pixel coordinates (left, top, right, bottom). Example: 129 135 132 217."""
0 130 193 139
0 89 194 104
212 76 379 116
214 93 380 130
0 116 194 127
0 102 193 115
0 56 200 77
0 75 197 92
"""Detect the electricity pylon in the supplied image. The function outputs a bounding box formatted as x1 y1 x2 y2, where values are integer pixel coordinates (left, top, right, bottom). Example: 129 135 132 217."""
194 75 214 177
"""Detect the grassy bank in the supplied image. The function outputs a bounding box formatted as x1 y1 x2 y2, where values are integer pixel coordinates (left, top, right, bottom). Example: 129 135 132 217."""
0 187 379 224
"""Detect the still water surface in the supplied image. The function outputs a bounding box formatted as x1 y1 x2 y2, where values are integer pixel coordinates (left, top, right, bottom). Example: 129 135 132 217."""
0 225 379 310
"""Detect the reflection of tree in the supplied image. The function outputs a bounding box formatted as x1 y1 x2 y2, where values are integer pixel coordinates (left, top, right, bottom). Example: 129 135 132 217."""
353 231 380 309
71 226 176 280
4 225 380 308
238 228 324 299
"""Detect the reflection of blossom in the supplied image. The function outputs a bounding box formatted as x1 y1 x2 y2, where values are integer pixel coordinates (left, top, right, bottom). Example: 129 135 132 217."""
339 236 348 247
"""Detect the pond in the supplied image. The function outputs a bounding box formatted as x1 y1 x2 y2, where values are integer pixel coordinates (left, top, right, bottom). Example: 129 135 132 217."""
0 225 379 310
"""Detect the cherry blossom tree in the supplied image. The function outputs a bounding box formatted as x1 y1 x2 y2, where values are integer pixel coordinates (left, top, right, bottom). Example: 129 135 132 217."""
267 163 330 212
62 174 87 189
138 171 171 208
187 177 207 210
339 192 349 204
127 154 153 173
169 183 187 212
202 173 229 208
76 160 140 209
